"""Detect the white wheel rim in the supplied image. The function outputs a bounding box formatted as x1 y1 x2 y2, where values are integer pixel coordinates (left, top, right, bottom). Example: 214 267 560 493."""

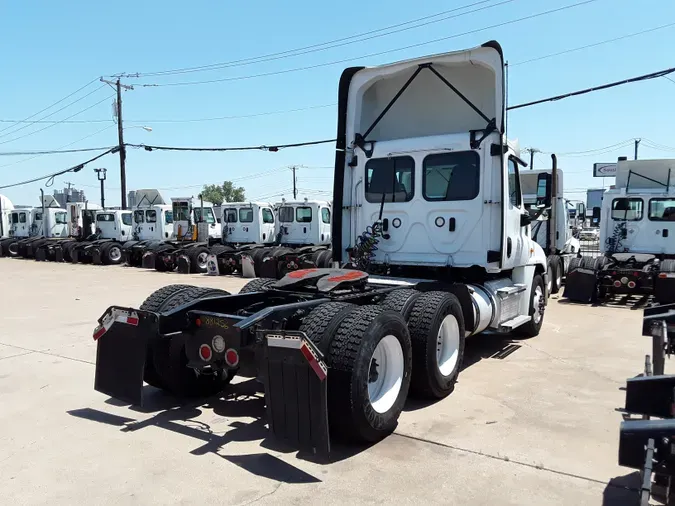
556 266 562 288
436 315 460 377
368 335 404 414
198 252 208 267
547 266 553 293
109 247 121 262
533 285 544 324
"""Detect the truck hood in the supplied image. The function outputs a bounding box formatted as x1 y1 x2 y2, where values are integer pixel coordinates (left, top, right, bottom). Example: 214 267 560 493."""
342 41 505 145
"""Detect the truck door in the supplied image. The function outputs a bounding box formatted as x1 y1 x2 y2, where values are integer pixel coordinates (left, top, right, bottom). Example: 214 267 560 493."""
50 211 68 237
145 209 159 240
320 206 331 245
647 198 675 254
119 212 132 240
501 157 525 269
608 197 645 253
133 210 145 239
261 207 275 244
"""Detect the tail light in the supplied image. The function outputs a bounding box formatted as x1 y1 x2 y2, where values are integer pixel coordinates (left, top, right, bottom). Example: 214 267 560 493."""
614 280 622 288
627 281 636 289
225 348 239 367
199 344 212 361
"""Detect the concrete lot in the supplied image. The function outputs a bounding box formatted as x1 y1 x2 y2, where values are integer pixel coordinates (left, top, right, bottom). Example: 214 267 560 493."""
0 260 649 505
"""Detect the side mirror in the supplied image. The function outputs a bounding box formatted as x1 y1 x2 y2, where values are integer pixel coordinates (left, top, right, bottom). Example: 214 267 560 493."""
520 212 532 227
577 203 586 218
536 173 552 208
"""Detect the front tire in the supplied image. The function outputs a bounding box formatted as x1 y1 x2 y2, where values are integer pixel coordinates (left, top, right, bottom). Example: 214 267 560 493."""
516 274 545 338
407 292 466 399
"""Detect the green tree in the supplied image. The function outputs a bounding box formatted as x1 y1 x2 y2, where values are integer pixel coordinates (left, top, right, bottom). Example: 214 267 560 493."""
201 181 246 205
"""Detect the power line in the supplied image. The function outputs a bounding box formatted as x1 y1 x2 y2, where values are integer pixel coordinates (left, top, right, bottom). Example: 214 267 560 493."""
0 85 108 140
136 0 600 87
0 147 118 190
0 118 112 125
510 22 675 67
0 78 100 134
0 144 116 157
127 0 510 78
0 94 115 146
127 138 335 153
507 66 675 110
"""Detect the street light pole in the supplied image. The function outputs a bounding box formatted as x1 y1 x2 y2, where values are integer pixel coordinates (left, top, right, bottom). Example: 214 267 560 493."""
94 168 107 208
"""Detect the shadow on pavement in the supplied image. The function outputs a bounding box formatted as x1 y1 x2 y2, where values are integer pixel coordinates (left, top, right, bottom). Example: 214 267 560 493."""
602 471 641 506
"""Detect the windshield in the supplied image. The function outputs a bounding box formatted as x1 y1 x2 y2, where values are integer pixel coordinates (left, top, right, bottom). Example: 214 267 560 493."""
55 212 67 225
172 201 190 221
121 213 132 226
146 210 157 223
279 206 294 223
365 156 414 203
96 213 115 222
224 209 237 223
193 207 216 224
649 198 675 221
262 208 274 224
134 210 145 223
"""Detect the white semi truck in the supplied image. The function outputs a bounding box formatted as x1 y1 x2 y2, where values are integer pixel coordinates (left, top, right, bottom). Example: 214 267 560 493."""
93 41 550 456
520 162 582 295
565 158 675 303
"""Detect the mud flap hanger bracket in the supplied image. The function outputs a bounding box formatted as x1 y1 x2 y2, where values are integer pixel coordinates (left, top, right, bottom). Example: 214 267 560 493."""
353 62 499 158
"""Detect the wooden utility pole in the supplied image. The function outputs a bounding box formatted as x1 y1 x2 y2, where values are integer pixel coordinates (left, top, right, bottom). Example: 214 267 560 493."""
100 78 133 209
525 148 540 170
634 138 641 160
292 166 298 199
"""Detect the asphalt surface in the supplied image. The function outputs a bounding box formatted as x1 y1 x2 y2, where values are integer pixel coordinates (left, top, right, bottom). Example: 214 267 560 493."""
0 259 649 505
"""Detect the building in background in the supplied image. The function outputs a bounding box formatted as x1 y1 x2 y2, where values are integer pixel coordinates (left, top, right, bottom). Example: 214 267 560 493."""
53 186 86 208
127 191 137 208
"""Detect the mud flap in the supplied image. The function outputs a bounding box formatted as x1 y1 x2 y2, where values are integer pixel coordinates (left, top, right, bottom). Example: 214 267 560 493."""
93 308 157 406
177 254 190 274
54 247 63 262
35 248 46 261
141 251 156 269
92 248 103 265
619 419 675 469
563 267 597 302
261 330 330 457
71 249 80 263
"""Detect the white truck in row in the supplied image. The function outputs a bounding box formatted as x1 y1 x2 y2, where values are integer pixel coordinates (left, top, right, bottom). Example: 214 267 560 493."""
92 41 552 456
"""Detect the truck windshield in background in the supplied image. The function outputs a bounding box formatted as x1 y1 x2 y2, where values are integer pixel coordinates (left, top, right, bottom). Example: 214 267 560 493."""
172 202 190 222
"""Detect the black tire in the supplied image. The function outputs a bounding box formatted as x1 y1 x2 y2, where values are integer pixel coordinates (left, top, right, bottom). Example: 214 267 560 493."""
379 289 421 321
326 305 412 443
318 249 333 268
299 302 356 353
104 242 124 265
407 291 466 399
7 241 19 257
139 284 195 312
310 249 324 265
238 277 276 294
187 246 211 273
516 274 546 338
153 245 175 272
210 244 234 256
147 286 232 397
568 256 583 273
252 247 273 276
548 255 562 295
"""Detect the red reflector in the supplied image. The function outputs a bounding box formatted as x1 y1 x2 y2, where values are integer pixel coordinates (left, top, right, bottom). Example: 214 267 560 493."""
660 273 668 279
93 326 106 341
225 348 239 367
195 318 202 327
199 344 212 361
633 272 640 277
612 271 617 275
301 343 327 381
126 316 139 326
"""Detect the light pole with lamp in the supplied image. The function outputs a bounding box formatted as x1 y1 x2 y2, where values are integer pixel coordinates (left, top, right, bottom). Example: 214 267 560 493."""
94 168 107 208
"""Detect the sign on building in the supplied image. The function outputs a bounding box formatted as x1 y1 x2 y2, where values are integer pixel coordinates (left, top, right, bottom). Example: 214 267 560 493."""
593 163 617 177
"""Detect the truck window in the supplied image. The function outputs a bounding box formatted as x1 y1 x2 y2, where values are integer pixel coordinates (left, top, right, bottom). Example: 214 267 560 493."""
164 210 173 224
172 202 190 221
134 210 145 223
146 210 157 223
11 213 18 224
239 208 254 223
507 158 522 207
262 208 274 224
296 207 312 223
611 198 643 221
279 206 294 223
97 213 115 222
423 151 480 201
55 212 67 224
224 209 237 223
649 198 675 221
365 156 414 203
121 213 133 226
34 212 43 221
19 213 26 223
321 207 331 224
194 207 216 224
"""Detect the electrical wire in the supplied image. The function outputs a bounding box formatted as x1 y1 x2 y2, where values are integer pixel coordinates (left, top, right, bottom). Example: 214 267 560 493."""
0 78 100 134
0 94 115 146
0 118 112 125
136 0 600 87
127 138 334 153
127 0 510 78
0 147 119 190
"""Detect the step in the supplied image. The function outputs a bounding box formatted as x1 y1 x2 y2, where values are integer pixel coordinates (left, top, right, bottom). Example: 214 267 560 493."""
498 314 531 331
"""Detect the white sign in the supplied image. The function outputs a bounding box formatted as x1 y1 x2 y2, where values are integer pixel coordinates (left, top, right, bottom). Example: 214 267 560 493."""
206 254 220 276
593 163 617 177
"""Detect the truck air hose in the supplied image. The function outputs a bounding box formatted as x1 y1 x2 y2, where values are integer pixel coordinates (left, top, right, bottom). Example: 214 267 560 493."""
606 221 626 254
351 222 382 271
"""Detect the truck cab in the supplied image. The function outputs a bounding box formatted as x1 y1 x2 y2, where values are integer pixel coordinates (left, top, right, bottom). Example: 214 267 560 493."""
221 202 276 245
67 202 101 239
9 209 33 238
171 197 222 243
133 204 174 241
31 207 68 238
276 199 332 246
95 210 133 241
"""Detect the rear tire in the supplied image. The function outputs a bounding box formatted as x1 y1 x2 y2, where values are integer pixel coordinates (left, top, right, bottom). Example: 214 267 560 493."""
299 302 356 353
326 305 412 443
550 255 563 295
407 292 466 399
378 289 420 321
239 277 276 294
187 246 210 273
516 274 545 338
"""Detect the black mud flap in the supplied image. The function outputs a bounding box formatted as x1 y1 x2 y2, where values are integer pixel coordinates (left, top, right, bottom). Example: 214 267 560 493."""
54 247 63 262
92 248 103 265
93 307 157 406
35 248 46 261
177 254 190 274
259 257 278 279
71 249 80 263
619 418 675 469
261 330 330 457
563 268 597 302
141 251 156 269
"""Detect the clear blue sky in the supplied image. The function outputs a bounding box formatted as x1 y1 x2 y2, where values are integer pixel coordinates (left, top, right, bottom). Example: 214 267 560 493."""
1 0 673 207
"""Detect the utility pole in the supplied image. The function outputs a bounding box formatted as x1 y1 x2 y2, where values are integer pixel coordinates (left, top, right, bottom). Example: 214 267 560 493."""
100 77 133 209
291 166 298 199
634 138 641 160
524 148 540 170
94 168 107 208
